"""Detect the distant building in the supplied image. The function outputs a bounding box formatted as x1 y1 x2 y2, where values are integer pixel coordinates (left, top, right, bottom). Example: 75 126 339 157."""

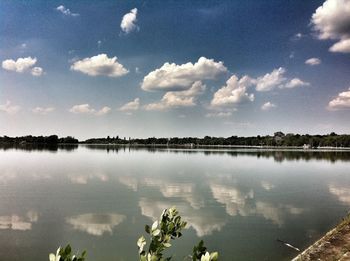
303 144 311 149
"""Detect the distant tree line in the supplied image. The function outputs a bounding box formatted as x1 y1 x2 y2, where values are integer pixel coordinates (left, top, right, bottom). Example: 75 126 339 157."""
83 132 350 148
0 135 79 144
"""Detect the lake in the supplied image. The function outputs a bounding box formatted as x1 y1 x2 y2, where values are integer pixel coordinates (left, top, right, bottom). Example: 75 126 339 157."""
1 145 350 260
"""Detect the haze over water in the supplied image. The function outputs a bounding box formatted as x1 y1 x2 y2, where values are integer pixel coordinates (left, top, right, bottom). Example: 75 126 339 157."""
1 145 350 260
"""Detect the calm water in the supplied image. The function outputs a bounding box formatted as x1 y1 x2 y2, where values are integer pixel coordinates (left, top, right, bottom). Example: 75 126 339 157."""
1 145 350 260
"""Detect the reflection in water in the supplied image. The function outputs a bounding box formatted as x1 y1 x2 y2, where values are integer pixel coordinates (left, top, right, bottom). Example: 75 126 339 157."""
261 181 275 191
0 144 78 152
118 176 139 191
210 182 304 226
329 184 350 205
1 145 350 261
2 143 350 162
139 198 226 237
68 173 109 184
210 183 254 217
66 213 126 236
143 178 204 209
82 145 350 162
0 211 39 231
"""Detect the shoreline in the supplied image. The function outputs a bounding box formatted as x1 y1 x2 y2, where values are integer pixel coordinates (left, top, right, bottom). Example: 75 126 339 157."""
293 214 350 261
80 143 350 151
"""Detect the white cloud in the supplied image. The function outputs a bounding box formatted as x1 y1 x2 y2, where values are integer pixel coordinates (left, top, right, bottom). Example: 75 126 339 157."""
255 67 286 92
70 54 129 77
32 107 55 115
2 57 39 74
0 101 21 114
69 104 111 115
95 106 111 116
295 32 303 39
141 57 227 91
145 81 206 111
305 57 322 66
210 75 255 107
284 78 310 88
311 0 350 53
120 8 138 33
255 68 310 91
56 5 79 17
328 87 350 110
119 98 140 111
329 38 350 52
261 102 277 111
70 104 95 114
205 111 232 118
31 66 44 76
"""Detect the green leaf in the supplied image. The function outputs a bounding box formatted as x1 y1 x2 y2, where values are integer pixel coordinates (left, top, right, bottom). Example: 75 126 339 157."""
210 252 219 261
65 244 72 255
151 221 158 231
163 242 171 248
152 229 161 236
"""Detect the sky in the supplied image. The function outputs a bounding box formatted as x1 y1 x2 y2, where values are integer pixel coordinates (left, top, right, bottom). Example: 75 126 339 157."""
0 0 350 139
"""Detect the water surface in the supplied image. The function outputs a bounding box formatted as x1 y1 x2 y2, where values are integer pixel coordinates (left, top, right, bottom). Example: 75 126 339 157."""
1 145 350 260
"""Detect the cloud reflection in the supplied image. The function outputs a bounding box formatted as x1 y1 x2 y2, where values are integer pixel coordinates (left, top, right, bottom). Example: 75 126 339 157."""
66 213 126 236
0 210 39 231
329 184 350 205
139 198 226 237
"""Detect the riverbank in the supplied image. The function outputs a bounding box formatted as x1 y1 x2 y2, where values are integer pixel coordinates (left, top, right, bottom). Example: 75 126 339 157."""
293 214 350 261
80 143 350 151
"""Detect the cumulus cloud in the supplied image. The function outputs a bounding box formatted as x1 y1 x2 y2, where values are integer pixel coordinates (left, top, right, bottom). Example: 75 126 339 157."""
120 8 138 33
311 0 350 53
32 107 55 115
261 102 277 111
141 57 227 91
31 67 44 76
255 67 309 91
329 38 350 52
2 57 44 76
305 57 322 66
119 98 140 111
210 75 255 107
95 106 111 116
328 87 350 110
0 101 21 114
284 78 310 88
255 67 286 92
70 54 129 77
56 5 79 17
69 104 111 115
145 81 206 111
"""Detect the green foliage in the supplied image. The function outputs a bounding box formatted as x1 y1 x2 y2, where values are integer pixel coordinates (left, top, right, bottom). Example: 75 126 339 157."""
137 207 218 261
138 207 187 260
191 240 218 261
49 244 86 261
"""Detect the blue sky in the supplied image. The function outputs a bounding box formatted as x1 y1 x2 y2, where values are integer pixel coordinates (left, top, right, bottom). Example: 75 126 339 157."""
1 0 350 139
